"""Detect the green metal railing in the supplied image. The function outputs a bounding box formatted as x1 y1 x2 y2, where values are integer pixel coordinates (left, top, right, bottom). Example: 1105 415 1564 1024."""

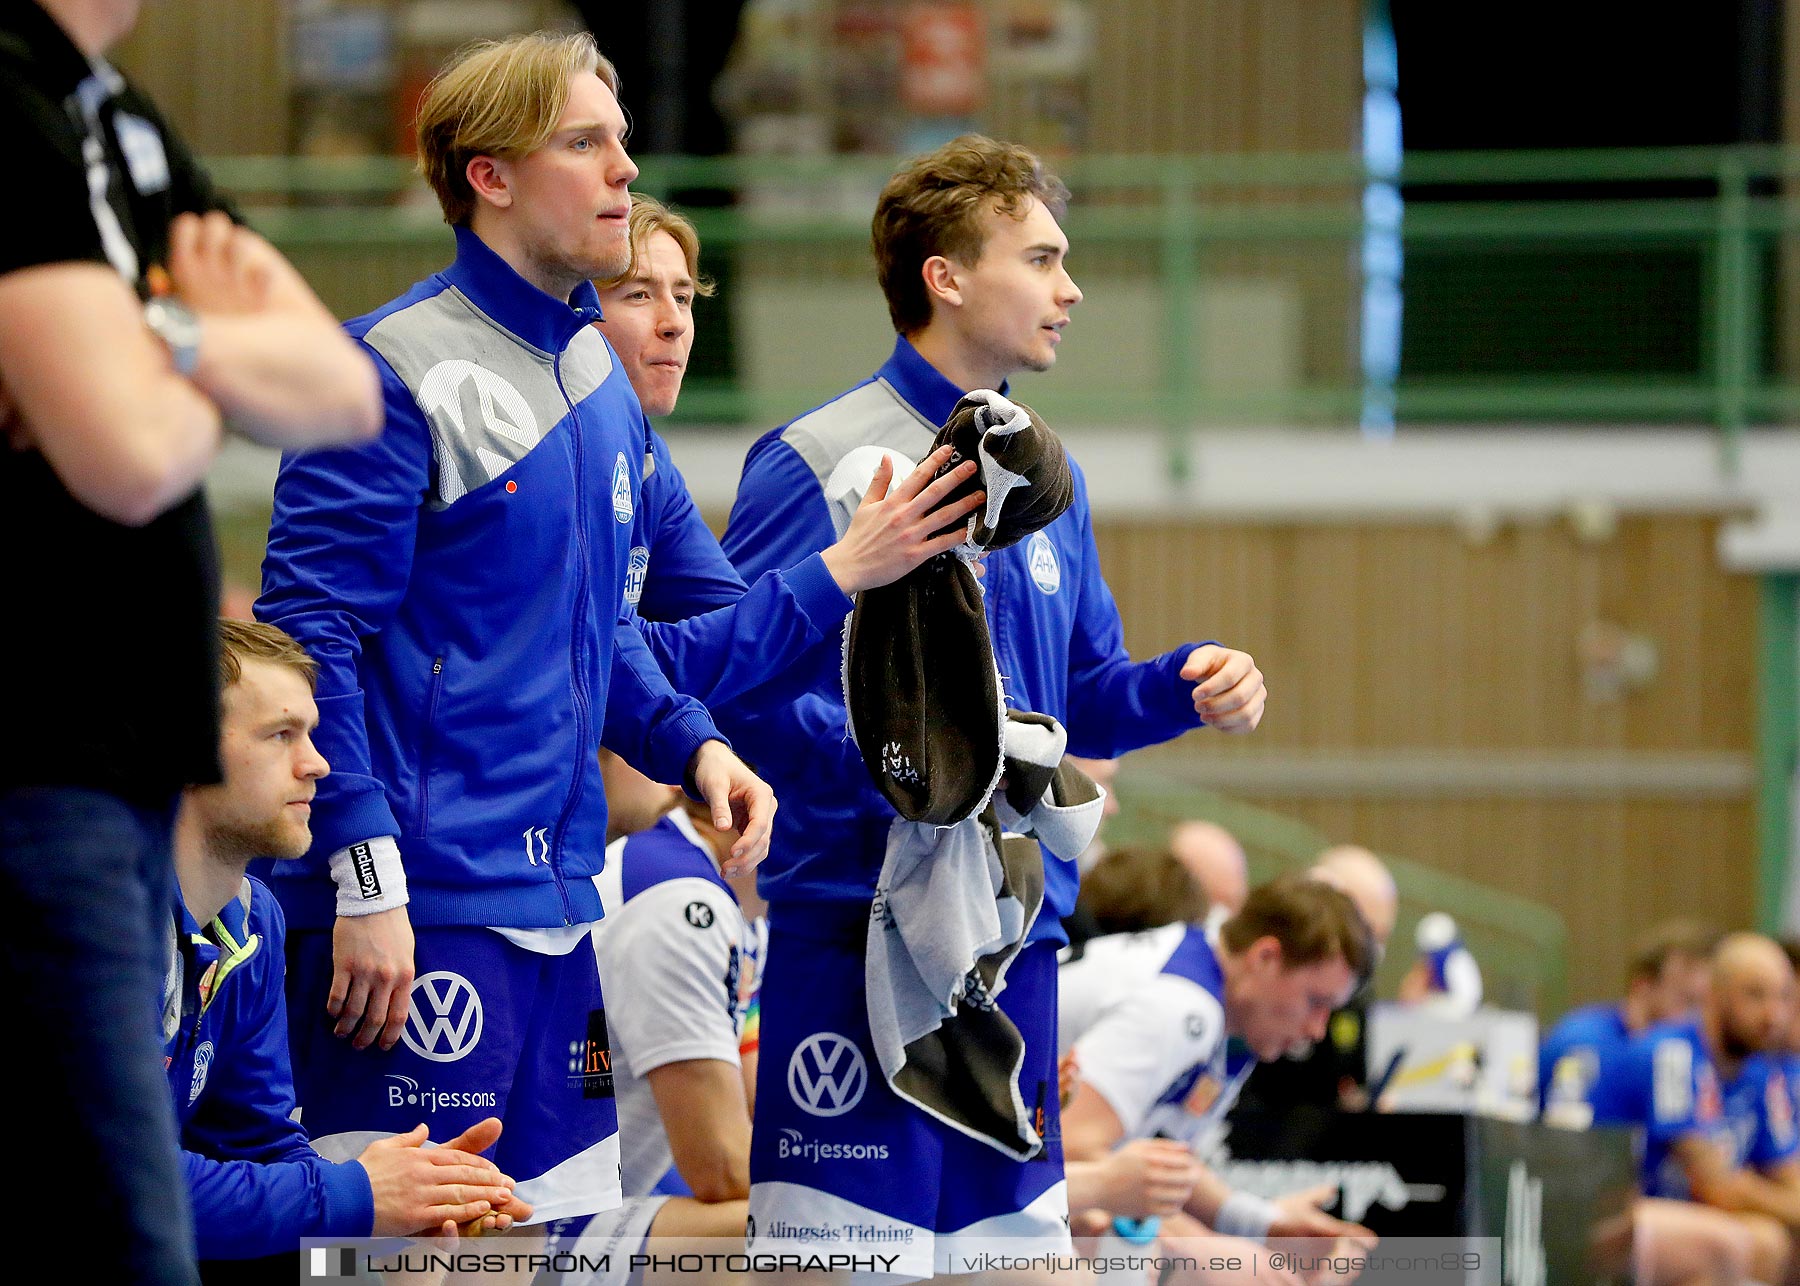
212 144 1800 468
1109 771 1569 1018
205 145 1796 954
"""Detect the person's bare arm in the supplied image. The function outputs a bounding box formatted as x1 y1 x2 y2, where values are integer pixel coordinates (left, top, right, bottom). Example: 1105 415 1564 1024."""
1066 1138 1202 1220
168 212 380 449
0 211 379 526
0 261 221 524
645 1058 752 1203
741 1049 759 1120
1060 1079 1128 1163
1679 1139 1800 1224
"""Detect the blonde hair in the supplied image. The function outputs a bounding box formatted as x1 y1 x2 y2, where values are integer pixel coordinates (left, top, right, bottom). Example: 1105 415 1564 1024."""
595 195 717 298
218 619 318 692
417 30 620 227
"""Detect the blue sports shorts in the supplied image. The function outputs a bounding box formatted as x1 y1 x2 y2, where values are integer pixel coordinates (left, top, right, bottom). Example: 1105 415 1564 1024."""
286 923 621 1224
748 900 1069 1276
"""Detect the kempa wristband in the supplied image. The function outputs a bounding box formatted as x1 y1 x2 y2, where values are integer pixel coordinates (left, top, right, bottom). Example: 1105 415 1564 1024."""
1213 1190 1280 1243
328 836 408 916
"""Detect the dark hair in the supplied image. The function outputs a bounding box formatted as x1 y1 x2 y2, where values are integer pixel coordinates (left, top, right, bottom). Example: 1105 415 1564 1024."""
1629 920 1720 984
1076 846 1206 937
871 134 1070 335
1220 872 1375 985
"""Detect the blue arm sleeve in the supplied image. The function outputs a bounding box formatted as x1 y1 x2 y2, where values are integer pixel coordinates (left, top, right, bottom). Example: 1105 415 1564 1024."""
182 893 375 1255
631 430 851 708
635 431 747 621
634 553 853 709
720 435 849 707
256 352 427 859
722 436 840 587
1060 468 1209 759
601 617 727 786
182 1151 373 1259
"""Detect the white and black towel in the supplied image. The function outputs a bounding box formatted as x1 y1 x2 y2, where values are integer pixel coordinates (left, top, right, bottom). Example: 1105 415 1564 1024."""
825 392 1103 1157
864 712 1103 1159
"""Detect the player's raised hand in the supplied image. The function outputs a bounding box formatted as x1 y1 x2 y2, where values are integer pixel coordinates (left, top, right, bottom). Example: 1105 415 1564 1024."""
822 444 985 594
1181 644 1266 732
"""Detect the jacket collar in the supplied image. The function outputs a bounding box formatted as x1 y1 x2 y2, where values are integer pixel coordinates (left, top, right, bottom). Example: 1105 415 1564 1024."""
875 335 1008 433
163 879 261 1038
443 224 603 358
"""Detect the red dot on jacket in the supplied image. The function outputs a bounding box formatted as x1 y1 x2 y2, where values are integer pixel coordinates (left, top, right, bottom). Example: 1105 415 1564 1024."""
506 481 518 493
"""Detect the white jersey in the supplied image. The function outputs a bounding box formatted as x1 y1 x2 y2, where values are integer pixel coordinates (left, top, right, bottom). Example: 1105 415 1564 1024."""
1057 922 1248 1143
594 811 755 1194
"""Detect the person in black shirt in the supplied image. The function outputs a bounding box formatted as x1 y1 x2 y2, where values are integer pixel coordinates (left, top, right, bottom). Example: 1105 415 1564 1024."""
0 3 381 1281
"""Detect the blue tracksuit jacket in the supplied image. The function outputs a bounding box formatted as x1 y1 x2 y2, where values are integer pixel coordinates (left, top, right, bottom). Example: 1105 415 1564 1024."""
165 878 374 1257
258 226 722 930
720 336 1209 943
622 427 854 711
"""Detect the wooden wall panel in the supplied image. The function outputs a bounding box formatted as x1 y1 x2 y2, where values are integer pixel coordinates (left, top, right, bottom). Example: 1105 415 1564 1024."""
1094 515 1757 753
1093 514 1759 1009
1088 0 1361 155
113 0 289 155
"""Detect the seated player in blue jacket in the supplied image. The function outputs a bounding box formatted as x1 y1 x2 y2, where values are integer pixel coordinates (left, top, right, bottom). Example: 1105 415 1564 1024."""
1541 919 1714 1123
1590 933 1797 1285
169 620 530 1261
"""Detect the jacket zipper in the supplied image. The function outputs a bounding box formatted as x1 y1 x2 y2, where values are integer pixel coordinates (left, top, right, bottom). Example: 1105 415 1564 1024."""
415 656 445 837
546 346 589 926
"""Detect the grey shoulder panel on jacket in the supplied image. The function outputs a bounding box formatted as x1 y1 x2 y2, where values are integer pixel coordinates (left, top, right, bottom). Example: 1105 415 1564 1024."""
780 379 940 486
361 286 615 508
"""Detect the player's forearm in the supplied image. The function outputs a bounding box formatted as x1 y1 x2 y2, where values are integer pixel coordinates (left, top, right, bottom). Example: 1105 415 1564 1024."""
61 374 222 524
671 1128 750 1204
194 310 381 448
1693 1167 1800 1226
1181 1164 1235 1227
1064 1159 1116 1216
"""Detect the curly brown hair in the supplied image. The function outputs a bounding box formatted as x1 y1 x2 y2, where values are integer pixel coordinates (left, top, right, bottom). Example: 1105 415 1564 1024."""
872 134 1070 336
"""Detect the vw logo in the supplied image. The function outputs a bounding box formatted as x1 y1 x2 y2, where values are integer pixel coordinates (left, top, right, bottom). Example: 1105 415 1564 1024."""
403 971 484 1063
787 1031 868 1117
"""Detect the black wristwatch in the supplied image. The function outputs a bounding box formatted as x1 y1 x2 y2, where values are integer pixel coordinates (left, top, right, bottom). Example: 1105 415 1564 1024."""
143 296 201 376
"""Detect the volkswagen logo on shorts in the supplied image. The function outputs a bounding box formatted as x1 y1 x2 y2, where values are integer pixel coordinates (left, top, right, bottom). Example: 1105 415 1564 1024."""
402 971 484 1063
787 1031 868 1117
